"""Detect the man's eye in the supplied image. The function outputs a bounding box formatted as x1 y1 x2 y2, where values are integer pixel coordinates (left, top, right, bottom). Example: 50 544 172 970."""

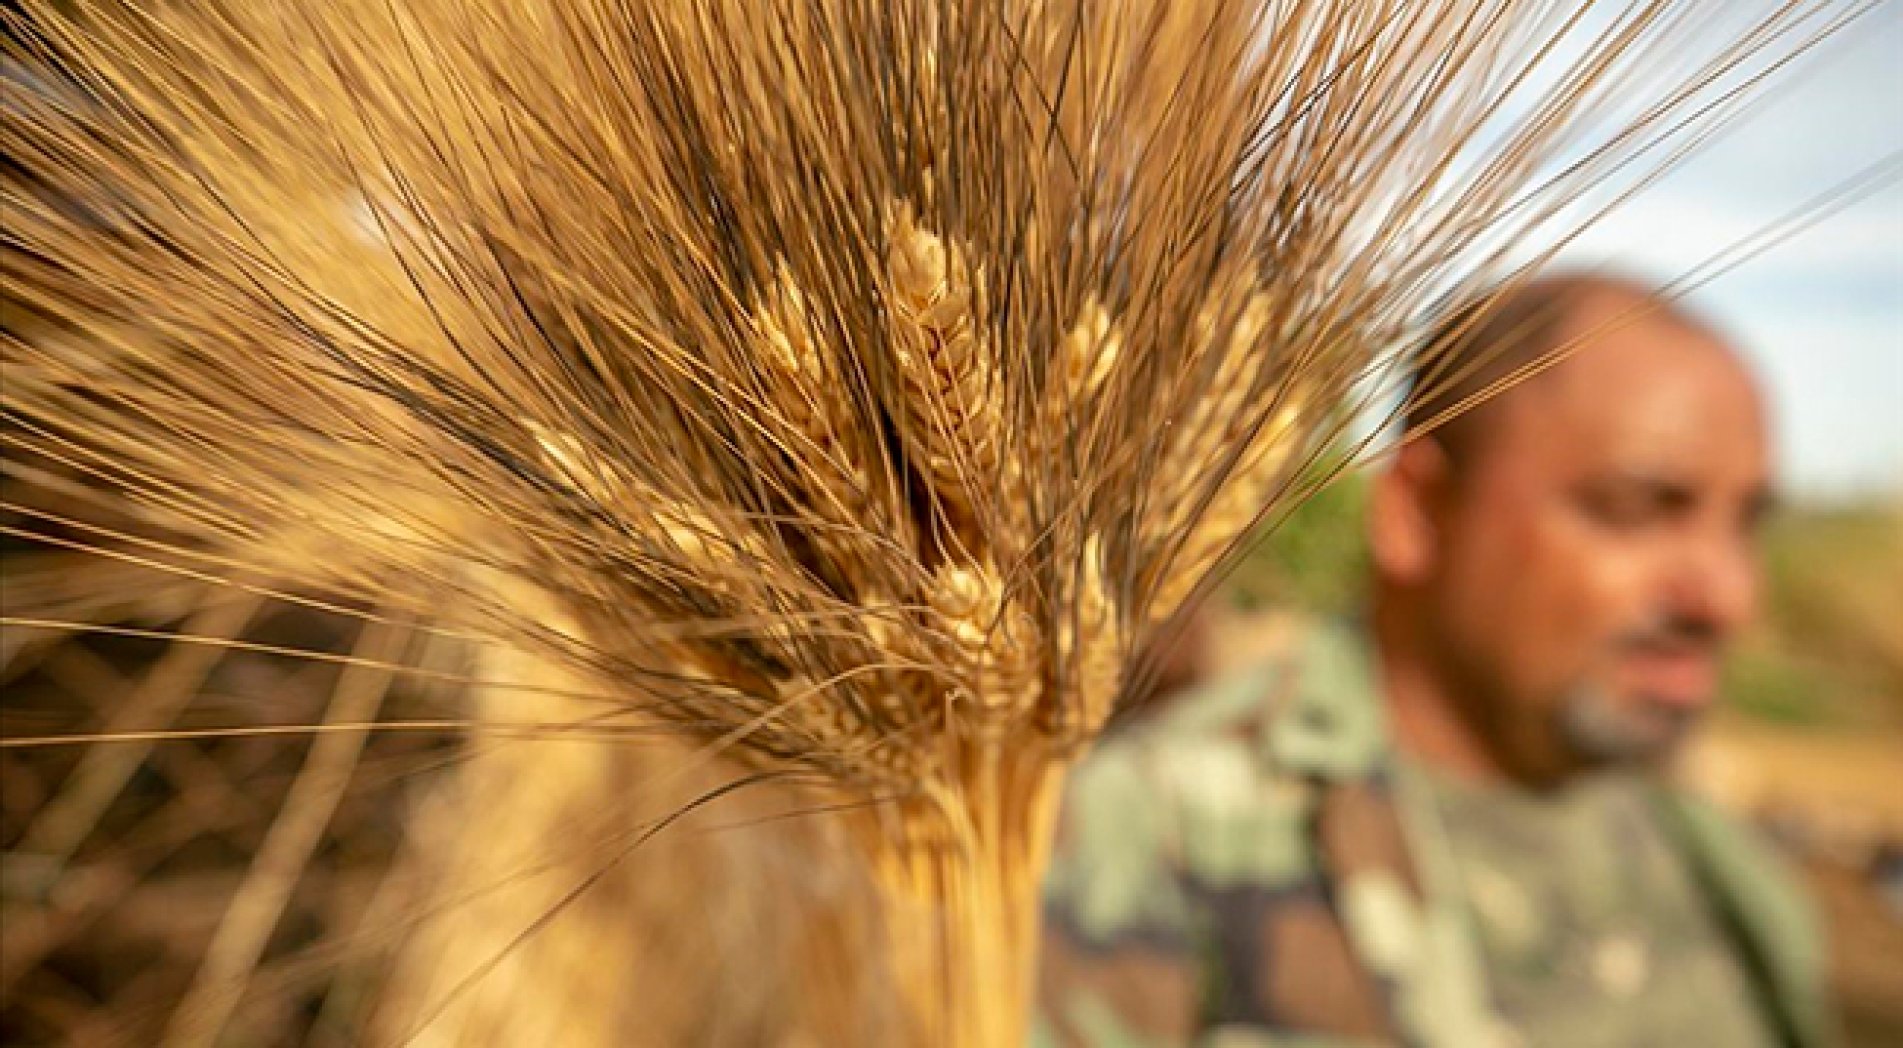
1579 483 1686 531
1584 493 1656 530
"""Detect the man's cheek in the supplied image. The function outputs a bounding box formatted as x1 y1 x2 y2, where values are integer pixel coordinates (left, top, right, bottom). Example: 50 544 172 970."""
1571 544 1654 650
1526 561 1617 681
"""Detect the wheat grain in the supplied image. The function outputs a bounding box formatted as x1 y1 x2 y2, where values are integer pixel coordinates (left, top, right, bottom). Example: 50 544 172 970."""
885 202 1010 550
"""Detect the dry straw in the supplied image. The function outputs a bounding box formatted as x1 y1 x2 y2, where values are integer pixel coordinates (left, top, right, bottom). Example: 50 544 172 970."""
0 0 1868 1044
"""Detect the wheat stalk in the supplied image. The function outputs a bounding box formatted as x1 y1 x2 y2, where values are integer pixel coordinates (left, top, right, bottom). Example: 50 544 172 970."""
0 0 1863 1043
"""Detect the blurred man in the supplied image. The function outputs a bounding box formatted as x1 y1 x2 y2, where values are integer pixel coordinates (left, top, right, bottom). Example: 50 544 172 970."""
1037 275 1832 1047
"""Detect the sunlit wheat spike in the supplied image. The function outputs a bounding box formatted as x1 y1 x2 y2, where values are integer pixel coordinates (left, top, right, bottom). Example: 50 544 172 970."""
0 0 1860 1044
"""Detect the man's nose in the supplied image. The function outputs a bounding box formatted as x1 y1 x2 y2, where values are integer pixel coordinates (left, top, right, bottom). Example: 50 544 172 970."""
1671 535 1759 638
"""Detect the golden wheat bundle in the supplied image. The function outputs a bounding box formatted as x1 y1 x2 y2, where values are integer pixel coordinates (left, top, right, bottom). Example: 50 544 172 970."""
0 0 1868 1044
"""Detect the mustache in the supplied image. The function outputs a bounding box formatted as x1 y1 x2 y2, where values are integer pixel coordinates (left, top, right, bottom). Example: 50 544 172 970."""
1615 613 1722 655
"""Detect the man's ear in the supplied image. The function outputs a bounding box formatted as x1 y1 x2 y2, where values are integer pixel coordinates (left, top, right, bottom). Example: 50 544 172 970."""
1369 435 1451 585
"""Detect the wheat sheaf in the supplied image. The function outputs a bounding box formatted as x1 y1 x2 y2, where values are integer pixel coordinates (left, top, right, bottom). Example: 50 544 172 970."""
0 0 1861 1045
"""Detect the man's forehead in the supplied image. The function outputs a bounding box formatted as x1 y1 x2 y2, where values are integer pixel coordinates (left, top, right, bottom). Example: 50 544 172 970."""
1413 276 1723 452
1486 311 1768 479
1546 304 1743 390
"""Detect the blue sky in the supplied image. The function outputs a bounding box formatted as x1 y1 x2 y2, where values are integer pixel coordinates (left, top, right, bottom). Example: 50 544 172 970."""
1551 3 1903 499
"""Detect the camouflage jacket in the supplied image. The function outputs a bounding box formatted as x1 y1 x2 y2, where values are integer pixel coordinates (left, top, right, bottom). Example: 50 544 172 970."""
1035 620 1832 1048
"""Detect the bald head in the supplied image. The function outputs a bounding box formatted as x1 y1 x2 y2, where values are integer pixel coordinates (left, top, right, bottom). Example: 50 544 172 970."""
1406 274 1747 465
1373 272 1773 787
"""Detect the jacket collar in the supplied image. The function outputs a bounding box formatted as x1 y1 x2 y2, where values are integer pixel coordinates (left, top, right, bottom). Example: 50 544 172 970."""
1265 617 1391 782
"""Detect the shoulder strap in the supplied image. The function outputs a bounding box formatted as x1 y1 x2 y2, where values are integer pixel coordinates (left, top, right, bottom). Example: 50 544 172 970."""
1651 789 1834 1048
